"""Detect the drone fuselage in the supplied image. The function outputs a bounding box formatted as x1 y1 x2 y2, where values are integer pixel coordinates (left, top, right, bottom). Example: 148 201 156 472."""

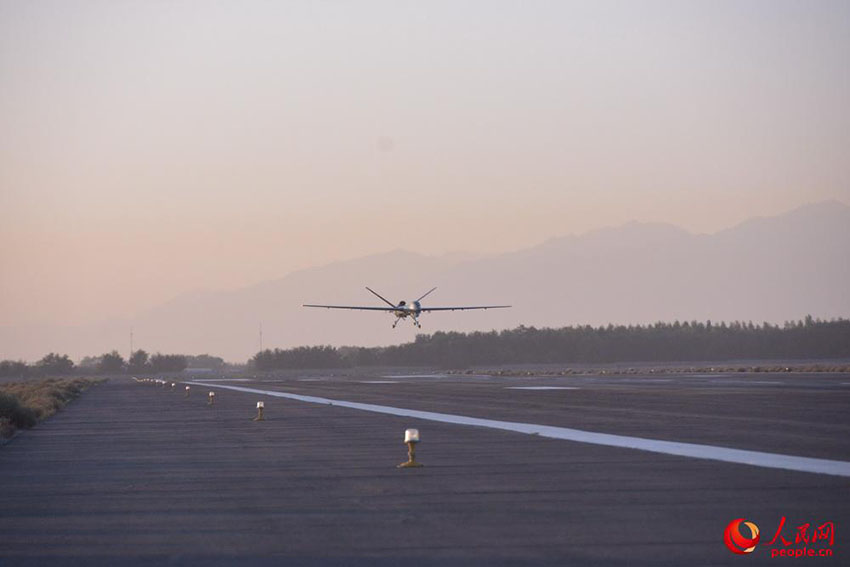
392 300 421 319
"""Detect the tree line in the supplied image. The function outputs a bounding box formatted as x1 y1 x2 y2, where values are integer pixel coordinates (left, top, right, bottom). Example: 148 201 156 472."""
0 351 225 378
251 317 850 370
3 317 847 376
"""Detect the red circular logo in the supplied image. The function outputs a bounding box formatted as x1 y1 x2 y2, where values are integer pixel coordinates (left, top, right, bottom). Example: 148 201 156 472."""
724 518 760 554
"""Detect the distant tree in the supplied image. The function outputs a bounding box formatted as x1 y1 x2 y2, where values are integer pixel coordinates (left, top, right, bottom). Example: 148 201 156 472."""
248 318 850 370
78 355 101 370
127 350 149 374
338 346 379 367
0 360 29 378
149 353 188 373
251 346 346 370
186 354 224 370
36 353 74 375
97 351 125 374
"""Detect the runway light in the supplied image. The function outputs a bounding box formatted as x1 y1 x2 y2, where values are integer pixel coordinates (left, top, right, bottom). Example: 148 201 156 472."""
398 428 423 468
253 401 265 421
185 385 190 397
171 382 176 391
208 391 215 406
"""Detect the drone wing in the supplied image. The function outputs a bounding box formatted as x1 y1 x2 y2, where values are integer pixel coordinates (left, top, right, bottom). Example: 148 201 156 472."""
302 304 398 311
419 305 511 312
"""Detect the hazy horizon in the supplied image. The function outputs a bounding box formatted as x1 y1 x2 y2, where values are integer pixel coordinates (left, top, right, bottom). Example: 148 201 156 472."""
2 199 849 363
3 1 849 358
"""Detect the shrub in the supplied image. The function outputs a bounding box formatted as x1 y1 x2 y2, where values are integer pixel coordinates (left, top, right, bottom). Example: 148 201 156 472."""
0 392 38 430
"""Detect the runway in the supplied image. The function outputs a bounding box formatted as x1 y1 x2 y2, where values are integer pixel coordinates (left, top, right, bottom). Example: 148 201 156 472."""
1 370 848 565
185 380 850 477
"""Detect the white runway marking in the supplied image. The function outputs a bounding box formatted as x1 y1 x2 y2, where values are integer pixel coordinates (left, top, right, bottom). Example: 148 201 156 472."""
384 374 450 379
711 380 782 386
188 382 850 478
360 380 400 384
505 386 579 390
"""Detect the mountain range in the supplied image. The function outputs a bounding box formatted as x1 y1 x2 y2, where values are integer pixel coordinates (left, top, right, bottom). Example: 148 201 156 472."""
3 201 848 362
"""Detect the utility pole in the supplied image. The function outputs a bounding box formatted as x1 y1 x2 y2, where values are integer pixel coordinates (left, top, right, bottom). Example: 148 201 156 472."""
259 322 263 352
130 327 134 360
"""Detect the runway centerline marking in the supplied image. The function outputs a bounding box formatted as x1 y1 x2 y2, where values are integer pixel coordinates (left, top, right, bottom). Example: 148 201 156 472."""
505 386 579 390
383 374 451 379
711 380 783 385
187 381 850 478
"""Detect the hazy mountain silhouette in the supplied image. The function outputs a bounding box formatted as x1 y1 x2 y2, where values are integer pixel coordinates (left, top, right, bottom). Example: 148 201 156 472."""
3 201 848 362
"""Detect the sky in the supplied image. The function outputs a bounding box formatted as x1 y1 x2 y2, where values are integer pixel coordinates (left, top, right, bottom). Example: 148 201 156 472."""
1 0 849 329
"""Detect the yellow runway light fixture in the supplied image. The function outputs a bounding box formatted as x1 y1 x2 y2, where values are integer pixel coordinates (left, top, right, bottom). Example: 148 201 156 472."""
254 401 265 421
397 428 423 468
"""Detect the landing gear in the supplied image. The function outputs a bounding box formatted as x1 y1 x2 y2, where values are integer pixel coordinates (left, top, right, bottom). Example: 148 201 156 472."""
391 314 421 329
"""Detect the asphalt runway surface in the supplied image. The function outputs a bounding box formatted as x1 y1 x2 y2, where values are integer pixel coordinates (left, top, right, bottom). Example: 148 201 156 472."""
1 371 848 566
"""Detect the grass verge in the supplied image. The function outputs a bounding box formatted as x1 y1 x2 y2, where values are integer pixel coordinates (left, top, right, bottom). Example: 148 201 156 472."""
0 377 105 439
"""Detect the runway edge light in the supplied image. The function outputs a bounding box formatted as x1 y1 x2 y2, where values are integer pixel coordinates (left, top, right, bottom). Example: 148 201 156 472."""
254 401 265 421
398 428 423 468
208 391 215 406
185 385 190 397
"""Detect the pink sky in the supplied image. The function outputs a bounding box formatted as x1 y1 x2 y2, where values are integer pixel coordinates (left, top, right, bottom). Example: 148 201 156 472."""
2 1 849 329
